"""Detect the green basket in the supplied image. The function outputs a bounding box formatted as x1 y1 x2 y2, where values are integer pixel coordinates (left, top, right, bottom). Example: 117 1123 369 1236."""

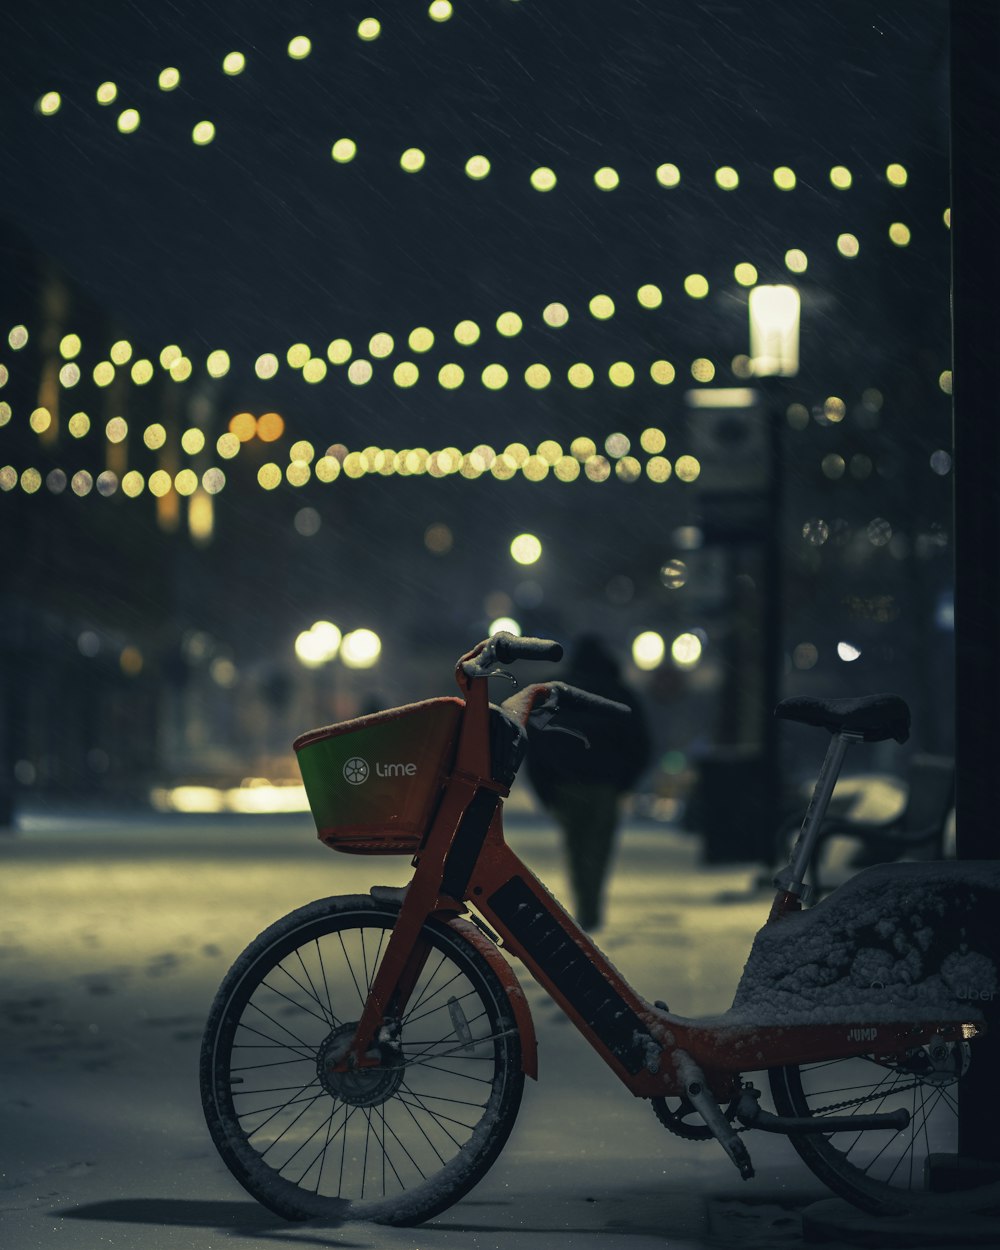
293 697 463 854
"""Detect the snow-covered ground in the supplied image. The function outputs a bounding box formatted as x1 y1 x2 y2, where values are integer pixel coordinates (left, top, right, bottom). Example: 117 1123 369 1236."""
0 813 966 1248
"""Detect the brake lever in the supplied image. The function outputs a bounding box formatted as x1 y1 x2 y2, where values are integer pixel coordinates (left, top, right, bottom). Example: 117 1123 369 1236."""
524 689 589 746
535 721 590 747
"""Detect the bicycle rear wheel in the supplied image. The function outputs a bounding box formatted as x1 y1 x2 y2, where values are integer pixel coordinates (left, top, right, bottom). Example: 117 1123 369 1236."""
770 1039 996 1215
201 895 524 1225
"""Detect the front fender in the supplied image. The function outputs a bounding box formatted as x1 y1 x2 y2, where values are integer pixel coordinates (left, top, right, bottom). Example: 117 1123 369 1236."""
445 914 538 1080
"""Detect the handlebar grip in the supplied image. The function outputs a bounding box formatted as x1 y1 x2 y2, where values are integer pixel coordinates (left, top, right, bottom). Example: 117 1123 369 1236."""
491 633 564 664
550 682 631 717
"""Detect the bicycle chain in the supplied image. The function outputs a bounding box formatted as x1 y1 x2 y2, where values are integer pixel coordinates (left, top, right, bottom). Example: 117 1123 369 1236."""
811 1079 924 1117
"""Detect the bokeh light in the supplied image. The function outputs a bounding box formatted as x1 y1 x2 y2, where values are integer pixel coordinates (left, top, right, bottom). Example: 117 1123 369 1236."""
671 632 703 668
633 631 665 671
510 533 542 565
341 628 382 668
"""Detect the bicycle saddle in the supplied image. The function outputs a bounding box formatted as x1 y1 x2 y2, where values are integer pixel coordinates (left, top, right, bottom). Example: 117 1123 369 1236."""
774 693 910 743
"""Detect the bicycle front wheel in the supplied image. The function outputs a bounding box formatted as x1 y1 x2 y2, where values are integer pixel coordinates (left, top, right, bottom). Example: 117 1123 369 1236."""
770 1040 994 1215
201 895 524 1225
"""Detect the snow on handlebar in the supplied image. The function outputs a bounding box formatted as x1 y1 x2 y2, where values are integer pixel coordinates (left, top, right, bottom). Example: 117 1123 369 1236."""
460 631 564 676
500 681 631 730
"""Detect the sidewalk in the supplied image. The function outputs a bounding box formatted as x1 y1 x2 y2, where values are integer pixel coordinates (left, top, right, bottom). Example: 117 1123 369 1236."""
0 814 979 1248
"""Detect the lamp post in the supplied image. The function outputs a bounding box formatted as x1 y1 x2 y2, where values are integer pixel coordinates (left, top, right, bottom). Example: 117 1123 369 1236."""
749 285 801 853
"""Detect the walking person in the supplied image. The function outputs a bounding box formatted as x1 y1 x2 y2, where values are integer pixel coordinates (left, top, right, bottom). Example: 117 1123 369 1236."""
525 634 652 931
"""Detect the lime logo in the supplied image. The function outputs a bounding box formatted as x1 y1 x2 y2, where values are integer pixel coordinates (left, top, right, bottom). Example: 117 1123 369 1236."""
343 757 369 785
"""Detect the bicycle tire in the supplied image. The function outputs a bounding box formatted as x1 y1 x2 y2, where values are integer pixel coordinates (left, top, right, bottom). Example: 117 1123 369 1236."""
769 1043 990 1215
201 894 524 1225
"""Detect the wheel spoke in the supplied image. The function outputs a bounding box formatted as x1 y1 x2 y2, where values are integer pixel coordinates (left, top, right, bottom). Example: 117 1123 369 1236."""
406 1060 494 1085
290 947 337 1025
403 985 481 1031
257 1089 326 1154
283 1104 338 1182
373 1103 406 1192
403 951 450 1019
233 1019 316 1060
394 1089 451 1163
360 929 371 1000
369 928 388 991
398 1084 478 1132
403 1030 515 1071
361 1107 372 1199
338 930 367 1009
252 982 329 1037
403 964 467 1025
236 1086 325 1119
314 1101 336 1195
377 1100 433 1178
231 1055 317 1073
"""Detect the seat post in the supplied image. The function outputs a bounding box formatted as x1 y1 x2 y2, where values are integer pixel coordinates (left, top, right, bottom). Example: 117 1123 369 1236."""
774 730 863 902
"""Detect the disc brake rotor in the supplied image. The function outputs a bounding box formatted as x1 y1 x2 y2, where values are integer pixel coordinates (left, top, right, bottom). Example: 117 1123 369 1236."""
316 1021 405 1108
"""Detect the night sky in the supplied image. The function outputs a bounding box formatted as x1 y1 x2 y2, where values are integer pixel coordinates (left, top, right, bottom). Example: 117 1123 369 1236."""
1 1 950 446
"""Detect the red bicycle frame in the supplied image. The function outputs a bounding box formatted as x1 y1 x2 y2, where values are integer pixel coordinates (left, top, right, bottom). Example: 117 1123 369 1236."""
337 644 971 1105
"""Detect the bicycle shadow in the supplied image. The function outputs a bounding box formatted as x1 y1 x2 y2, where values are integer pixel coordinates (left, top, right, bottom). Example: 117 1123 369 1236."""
52 1198 363 1245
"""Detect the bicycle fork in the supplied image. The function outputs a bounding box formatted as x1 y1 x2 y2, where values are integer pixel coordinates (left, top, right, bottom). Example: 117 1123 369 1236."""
330 773 493 1073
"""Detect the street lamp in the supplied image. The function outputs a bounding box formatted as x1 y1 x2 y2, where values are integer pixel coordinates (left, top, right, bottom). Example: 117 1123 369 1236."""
749 285 801 378
750 285 801 856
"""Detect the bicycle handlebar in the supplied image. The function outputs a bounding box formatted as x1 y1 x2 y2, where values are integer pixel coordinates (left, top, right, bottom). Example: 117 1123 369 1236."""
493 634 564 664
546 681 630 718
499 681 631 728
460 631 563 677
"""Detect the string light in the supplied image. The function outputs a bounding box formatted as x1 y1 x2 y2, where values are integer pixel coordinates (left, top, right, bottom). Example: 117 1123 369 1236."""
530 167 557 192
0 434 685 501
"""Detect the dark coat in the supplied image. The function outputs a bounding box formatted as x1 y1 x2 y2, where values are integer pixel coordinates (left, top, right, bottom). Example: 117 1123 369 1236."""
525 637 653 806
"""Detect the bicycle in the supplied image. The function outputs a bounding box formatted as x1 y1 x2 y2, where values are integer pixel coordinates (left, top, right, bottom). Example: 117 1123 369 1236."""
200 632 1000 1225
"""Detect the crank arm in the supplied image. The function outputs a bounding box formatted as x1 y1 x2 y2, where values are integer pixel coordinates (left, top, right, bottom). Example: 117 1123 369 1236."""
675 1053 754 1179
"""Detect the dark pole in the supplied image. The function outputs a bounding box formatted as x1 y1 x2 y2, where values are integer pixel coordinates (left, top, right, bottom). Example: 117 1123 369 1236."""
762 376 784 853
950 0 1000 1173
